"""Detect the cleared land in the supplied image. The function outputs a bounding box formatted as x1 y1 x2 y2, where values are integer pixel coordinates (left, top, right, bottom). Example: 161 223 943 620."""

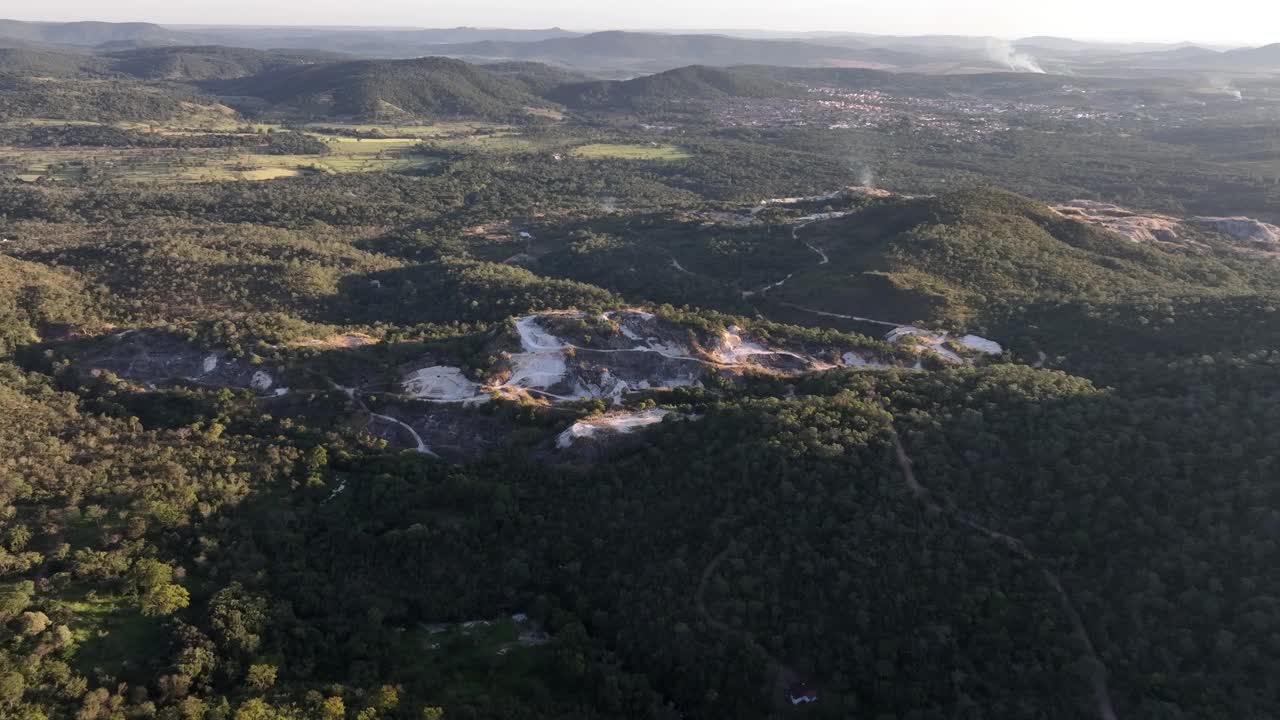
0 123 519 183
571 143 691 160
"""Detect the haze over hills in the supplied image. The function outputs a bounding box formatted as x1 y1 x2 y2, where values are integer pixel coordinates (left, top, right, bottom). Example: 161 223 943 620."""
429 31 938 74
193 25 583 58
1 18 1277 76
213 56 554 120
0 18 199 49
0 44 346 81
106 45 348 81
548 65 805 110
0 47 113 77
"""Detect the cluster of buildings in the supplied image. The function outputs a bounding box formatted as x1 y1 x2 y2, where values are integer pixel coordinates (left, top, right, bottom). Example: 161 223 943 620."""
709 86 1118 142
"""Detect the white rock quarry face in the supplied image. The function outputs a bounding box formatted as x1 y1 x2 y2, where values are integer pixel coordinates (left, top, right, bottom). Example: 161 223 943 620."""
886 327 1001 364
1055 201 1182 244
503 314 703 401
501 313 823 403
556 408 671 449
606 311 684 354
958 335 1004 355
711 326 778 363
403 366 486 403
250 370 274 391
499 316 579 398
513 315 569 352
506 352 570 393
1192 216 1280 244
710 326 820 368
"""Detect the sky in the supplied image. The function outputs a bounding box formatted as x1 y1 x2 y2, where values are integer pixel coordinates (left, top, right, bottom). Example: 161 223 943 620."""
7 0 1278 46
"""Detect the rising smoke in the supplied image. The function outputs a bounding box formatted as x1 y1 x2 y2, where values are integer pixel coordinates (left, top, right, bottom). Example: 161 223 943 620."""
985 39 1046 74
1205 76 1245 100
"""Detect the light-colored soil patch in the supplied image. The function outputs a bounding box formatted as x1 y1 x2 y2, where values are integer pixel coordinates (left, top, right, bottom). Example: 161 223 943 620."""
1054 200 1184 244
291 333 379 349
1192 216 1280 244
886 327 1002 364
402 366 487 403
556 408 672 449
572 143 691 160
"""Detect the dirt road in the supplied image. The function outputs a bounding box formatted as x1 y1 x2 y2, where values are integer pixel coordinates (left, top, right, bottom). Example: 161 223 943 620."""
890 429 1118 720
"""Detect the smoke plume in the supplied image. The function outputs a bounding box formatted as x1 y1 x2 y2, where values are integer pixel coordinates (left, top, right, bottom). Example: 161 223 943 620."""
985 39 1046 74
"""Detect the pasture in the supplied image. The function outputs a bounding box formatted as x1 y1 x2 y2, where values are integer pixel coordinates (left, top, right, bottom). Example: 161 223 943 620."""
571 143 691 160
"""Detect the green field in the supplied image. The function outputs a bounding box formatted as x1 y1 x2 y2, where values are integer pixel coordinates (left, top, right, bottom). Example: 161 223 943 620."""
302 120 513 137
63 592 166 678
1 137 435 183
571 143 691 160
0 121 544 182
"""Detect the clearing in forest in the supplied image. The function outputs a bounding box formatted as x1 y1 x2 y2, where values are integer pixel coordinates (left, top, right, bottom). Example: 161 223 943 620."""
571 143 692 160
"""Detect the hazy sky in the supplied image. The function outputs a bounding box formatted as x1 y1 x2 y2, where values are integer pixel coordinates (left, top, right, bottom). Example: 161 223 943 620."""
8 1 1278 46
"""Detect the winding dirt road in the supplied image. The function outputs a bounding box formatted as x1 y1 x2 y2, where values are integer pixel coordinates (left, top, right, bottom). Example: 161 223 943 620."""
889 429 1118 720
370 413 438 457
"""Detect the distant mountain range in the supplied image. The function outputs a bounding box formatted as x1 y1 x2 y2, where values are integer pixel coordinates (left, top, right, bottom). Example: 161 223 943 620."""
194 26 582 58
106 46 347 81
0 45 343 81
0 18 1276 78
429 31 933 74
0 19 198 49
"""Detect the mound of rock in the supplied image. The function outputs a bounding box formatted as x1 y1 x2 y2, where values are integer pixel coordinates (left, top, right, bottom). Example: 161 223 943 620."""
886 327 1003 364
1192 216 1280 245
1054 201 1182 244
556 408 673 449
403 366 487 403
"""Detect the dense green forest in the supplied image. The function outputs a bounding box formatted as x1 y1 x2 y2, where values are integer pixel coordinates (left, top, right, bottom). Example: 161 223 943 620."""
1 37 1279 720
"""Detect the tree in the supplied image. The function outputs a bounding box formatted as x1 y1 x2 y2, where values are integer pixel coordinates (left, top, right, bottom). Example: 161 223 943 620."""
130 558 174 591
0 672 24 708
0 580 33 621
371 685 399 711
234 698 278 720
18 610 50 636
246 665 278 693
320 697 345 720
141 583 190 617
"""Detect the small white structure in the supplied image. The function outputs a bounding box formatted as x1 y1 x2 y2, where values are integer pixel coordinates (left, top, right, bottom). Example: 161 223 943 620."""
788 684 819 705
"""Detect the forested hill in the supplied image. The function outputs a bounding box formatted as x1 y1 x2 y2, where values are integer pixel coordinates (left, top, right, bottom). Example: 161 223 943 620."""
0 18 199 48
481 61 593 96
0 48 112 78
549 65 803 110
0 45 345 82
786 188 1280 326
105 46 347 81
432 31 911 72
214 56 555 120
